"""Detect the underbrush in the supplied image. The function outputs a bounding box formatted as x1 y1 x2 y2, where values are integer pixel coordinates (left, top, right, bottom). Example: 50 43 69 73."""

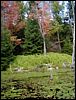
1 68 75 99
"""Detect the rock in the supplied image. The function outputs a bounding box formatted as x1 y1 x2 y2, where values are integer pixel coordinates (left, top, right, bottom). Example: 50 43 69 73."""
62 62 66 68
43 64 52 68
13 67 24 72
11 86 14 90
56 67 58 70
50 77 53 80
13 67 19 71
48 67 53 71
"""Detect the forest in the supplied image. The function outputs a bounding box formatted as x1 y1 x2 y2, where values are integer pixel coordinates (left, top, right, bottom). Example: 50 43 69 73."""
1 1 75 99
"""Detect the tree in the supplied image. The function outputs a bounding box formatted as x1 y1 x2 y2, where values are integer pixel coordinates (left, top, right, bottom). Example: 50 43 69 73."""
21 19 43 55
1 1 16 70
51 1 64 52
71 1 75 69
66 1 75 68
1 1 26 44
1 1 26 55
49 20 63 52
27 1 51 54
62 36 72 55
1 28 14 71
1 1 20 33
17 1 27 20
35 1 51 54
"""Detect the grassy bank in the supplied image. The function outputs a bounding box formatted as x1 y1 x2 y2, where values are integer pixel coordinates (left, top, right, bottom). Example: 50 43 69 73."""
11 52 72 70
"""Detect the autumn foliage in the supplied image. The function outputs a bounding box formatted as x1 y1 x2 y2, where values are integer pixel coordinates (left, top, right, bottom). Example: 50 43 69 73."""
1 1 20 32
1 1 25 45
15 21 26 32
29 1 51 35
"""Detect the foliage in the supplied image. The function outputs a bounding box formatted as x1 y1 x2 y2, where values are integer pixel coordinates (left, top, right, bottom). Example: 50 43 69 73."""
1 28 14 71
67 1 73 19
51 1 63 23
49 20 63 35
60 23 72 39
17 1 27 20
1 1 73 55
1 1 26 48
49 2 73 54
1 67 75 99
59 23 73 55
1 1 20 33
61 37 72 55
28 1 51 54
11 52 72 70
50 2 64 52
21 19 43 55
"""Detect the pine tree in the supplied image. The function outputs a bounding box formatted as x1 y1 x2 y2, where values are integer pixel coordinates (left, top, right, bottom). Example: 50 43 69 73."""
21 19 43 55
1 28 14 71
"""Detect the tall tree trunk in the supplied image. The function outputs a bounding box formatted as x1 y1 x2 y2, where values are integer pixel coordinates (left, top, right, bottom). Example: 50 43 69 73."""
71 1 75 68
72 22 75 68
43 34 46 54
35 2 47 55
42 1 47 55
37 18 47 55
57 32 61 52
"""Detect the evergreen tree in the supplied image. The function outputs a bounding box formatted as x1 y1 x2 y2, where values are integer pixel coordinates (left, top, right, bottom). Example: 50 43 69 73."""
1 28 14 71
21 19 43 55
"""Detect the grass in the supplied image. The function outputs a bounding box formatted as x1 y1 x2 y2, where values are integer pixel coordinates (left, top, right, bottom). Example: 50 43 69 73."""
1 52 75 99
11 52 72 70
1 68 75 99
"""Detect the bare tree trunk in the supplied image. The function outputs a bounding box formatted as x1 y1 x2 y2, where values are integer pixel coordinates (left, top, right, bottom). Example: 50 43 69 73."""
38 18 47 55
72 22 75 68
71 1 75 68
43 34 46 54
37 13 47 55
42 1 47 55
35 2 47 55
57 32 61 52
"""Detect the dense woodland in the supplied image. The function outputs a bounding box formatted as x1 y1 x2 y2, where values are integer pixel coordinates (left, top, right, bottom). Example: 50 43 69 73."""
1 1 75 70
1 1 75 99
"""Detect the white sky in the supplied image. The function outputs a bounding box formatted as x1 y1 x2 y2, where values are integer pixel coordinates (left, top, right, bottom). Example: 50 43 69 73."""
23 1 27 4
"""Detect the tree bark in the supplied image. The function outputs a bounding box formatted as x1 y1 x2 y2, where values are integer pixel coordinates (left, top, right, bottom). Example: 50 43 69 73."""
71 1 75 68
35 1 47 55
72 22 75 68
38 18 47 55
42 1 47 55
43 34 46 55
